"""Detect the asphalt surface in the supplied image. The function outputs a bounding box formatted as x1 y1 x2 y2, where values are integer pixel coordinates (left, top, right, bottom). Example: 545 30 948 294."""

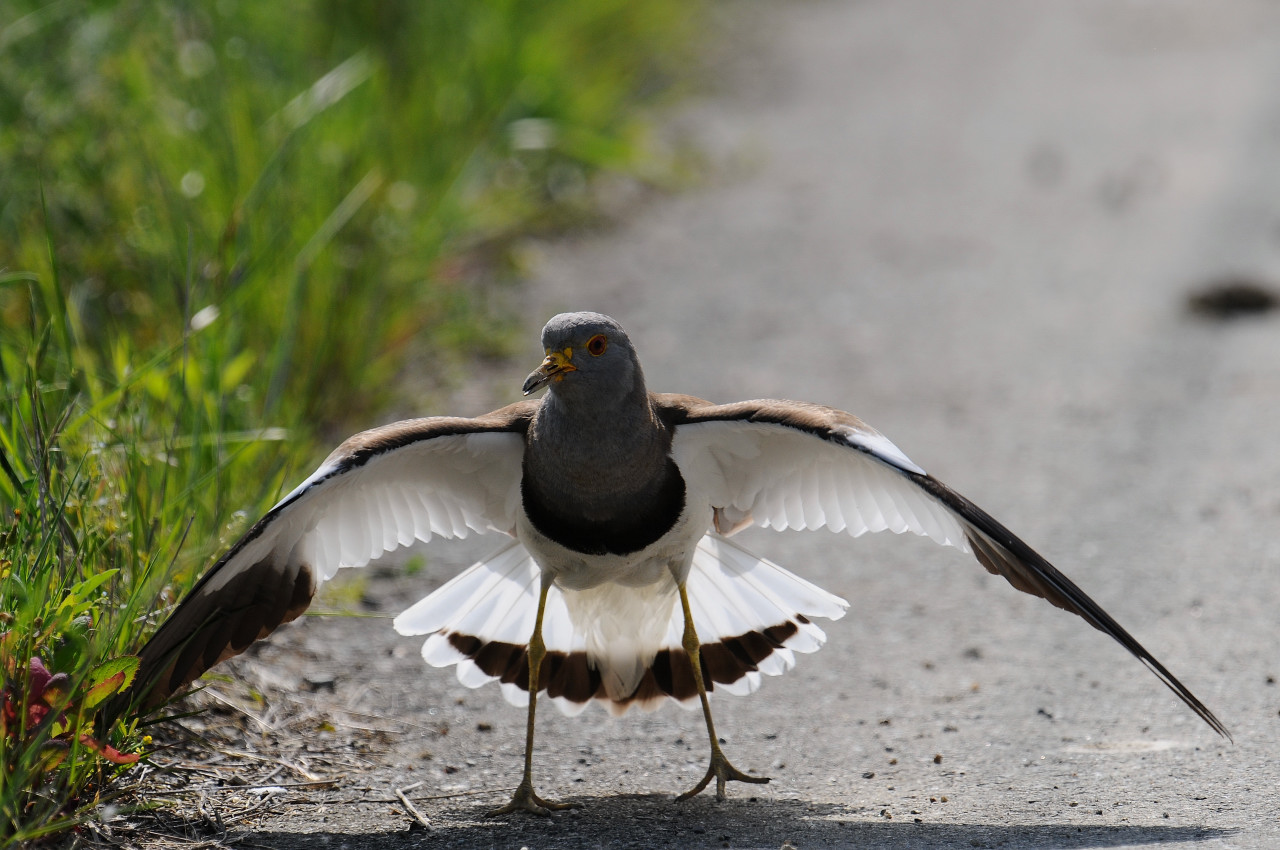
225 2 1280 847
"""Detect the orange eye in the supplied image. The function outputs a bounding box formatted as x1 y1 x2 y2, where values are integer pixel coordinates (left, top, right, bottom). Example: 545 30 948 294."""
586 334 608 356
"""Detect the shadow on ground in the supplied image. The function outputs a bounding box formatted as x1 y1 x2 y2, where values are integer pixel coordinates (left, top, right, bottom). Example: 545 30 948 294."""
237 796 1236 850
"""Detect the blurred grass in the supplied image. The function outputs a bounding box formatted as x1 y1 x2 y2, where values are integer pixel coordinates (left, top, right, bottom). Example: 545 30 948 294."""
2 0 697 428
0 0 701 840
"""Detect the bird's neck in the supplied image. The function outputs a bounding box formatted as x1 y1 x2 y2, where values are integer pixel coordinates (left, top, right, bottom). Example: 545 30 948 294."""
530 382 670 497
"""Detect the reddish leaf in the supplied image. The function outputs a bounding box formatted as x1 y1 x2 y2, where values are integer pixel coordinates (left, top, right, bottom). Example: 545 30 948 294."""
27 700 52 726
27 657 52 697
78 733 140 765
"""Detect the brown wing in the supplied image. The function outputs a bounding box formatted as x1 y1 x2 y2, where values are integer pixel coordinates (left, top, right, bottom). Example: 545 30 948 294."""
128 402 536 711
660 394 1229 740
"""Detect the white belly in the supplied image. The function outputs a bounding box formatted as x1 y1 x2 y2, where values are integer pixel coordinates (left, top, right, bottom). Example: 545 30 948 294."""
513 496 710 700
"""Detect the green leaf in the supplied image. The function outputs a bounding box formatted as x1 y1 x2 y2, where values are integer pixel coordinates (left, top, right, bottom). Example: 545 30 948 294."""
57 570 119 614
83 656 139 709
37 740 69 772
0 272 41 286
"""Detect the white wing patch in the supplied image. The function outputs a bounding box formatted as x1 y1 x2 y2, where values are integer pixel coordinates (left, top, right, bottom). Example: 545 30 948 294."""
227 430 526 591
673 420 968 549
831 424 926 476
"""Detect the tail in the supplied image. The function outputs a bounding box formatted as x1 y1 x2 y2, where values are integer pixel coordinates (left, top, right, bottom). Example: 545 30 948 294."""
393 535 848 716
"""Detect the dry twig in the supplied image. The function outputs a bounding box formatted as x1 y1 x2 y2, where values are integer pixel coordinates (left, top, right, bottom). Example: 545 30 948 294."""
395 785 432 831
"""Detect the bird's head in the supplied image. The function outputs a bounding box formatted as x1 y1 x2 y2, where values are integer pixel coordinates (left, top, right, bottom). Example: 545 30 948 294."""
522 312 642 404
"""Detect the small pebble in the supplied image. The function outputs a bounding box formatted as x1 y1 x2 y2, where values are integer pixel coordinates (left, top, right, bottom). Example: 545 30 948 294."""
303 673 336 692
1187 279 1279 319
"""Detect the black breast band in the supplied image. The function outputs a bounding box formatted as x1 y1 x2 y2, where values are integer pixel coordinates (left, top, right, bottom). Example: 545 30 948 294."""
521 458 686 556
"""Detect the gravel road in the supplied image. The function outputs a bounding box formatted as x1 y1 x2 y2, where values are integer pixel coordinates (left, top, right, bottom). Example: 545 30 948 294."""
223 2 1280 847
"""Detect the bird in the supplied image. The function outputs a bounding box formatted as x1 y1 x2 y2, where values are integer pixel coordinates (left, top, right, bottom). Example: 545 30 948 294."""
128 311 1228 815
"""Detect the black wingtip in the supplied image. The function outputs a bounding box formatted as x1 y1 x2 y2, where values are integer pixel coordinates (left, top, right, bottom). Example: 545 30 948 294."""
913 473 1230 742
1136 656 1232 743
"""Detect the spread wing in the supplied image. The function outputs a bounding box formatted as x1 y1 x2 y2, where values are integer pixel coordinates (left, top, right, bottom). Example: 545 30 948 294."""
662 395 1229 740
129 402 535 709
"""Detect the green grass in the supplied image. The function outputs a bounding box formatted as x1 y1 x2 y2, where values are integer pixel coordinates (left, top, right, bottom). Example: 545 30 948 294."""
0 295 278 842
0 0 700 841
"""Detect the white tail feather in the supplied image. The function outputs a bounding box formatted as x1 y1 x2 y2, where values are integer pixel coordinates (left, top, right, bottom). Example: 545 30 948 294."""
393 534 848 715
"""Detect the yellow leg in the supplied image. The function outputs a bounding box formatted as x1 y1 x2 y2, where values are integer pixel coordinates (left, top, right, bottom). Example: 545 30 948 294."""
488 579 578 816
674 582 770 802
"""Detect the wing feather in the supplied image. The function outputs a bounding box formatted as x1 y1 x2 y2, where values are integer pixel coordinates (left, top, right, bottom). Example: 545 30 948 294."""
661 395 1229 740
126 402 535 710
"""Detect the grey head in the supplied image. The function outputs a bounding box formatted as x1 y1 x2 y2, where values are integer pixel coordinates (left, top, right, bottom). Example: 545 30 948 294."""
522 312 646 408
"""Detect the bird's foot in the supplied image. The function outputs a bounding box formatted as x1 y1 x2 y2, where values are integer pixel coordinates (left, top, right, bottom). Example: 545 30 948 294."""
488 780 578 817
676 748 770 802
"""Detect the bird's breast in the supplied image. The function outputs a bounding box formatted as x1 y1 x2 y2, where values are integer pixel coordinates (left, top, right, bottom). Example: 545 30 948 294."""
520 456 686 557
515 490 711 591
